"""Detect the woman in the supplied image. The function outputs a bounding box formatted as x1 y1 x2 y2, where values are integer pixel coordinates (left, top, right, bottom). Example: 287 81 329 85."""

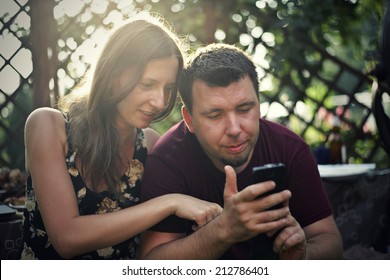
20 12 221 259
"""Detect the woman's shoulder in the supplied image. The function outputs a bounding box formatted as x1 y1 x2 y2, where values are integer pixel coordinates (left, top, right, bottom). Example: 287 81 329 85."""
142 128 161 151
24 108 69 172
25 107 68 140
26 107 64 127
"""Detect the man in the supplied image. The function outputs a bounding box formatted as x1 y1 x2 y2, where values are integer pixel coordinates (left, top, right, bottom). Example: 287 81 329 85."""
140 43 343 259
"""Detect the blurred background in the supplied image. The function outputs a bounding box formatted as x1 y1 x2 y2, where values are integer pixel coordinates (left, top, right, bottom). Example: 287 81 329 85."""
1 0 389 173
1 0 390 260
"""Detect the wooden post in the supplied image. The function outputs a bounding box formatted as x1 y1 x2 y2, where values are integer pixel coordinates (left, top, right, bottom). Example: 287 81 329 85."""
30 0 57 108
202 1 217 44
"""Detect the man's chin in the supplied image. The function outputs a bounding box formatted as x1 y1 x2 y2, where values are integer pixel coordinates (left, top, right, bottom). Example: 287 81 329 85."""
222 157 248 168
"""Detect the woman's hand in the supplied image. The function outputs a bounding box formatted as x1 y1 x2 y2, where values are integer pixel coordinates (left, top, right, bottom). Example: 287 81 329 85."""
170 194 222 229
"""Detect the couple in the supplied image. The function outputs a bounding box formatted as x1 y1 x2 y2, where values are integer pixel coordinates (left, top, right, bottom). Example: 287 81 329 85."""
20 12 342 259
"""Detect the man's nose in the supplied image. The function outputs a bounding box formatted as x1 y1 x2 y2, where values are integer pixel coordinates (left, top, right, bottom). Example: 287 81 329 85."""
225 115 241 137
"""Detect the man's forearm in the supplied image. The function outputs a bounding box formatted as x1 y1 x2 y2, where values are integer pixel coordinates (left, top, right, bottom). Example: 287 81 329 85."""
305 233 343 259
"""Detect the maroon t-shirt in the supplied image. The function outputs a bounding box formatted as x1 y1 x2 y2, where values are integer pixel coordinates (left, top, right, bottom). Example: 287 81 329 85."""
141 118 332 259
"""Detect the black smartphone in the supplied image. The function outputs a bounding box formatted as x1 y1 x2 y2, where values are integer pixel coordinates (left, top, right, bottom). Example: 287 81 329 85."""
251 163 287 208
250 163 287 259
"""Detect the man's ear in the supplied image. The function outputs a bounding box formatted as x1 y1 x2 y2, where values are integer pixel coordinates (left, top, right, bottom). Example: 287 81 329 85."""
182 106 195 133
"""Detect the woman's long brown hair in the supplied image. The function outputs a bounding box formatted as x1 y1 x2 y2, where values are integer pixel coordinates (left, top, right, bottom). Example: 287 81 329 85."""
60 12 184 194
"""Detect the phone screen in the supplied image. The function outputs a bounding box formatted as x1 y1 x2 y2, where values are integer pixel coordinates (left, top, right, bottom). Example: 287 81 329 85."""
251 163 286 259
251 163 286 202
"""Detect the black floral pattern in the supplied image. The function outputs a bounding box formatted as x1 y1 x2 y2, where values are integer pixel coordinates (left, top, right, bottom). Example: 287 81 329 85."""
20 113 147 259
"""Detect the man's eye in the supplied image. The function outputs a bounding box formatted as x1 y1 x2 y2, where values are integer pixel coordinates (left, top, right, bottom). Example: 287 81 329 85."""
207 113 220 119
238 106 252 113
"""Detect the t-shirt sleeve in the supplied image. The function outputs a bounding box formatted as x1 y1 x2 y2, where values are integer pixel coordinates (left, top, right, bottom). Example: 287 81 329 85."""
140 154 192 233
287 142 333 228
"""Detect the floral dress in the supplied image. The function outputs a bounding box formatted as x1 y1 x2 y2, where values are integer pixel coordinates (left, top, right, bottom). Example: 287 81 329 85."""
20 113 147 259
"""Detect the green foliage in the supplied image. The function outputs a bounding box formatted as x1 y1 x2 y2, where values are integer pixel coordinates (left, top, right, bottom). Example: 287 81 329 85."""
3 0 389 169
151 102 183 135
2 85 33 169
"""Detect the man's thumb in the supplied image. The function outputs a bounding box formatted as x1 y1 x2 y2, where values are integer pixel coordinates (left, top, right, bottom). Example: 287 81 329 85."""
224 165 238 199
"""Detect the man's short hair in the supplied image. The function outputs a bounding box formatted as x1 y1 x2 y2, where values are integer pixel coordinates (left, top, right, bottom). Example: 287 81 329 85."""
179 43 259 113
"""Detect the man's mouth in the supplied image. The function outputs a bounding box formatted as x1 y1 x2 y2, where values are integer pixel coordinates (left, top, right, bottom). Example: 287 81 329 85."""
225 142 246 154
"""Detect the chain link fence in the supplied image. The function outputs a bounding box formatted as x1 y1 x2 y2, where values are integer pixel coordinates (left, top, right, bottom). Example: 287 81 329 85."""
1 0 389 171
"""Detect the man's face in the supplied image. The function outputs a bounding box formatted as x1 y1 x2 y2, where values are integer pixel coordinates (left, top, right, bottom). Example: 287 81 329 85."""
183 75 260 173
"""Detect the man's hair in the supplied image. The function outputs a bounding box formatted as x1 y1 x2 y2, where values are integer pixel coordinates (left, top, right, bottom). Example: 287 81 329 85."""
179 43 259 113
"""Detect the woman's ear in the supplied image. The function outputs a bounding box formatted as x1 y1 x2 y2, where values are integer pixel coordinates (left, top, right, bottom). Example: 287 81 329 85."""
181 106 195 133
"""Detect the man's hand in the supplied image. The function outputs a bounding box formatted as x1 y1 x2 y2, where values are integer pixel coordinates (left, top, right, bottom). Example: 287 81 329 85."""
217 165 292 244
271 214 306 259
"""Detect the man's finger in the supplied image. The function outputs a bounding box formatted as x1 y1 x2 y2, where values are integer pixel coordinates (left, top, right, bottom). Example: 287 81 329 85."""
223 165 238 199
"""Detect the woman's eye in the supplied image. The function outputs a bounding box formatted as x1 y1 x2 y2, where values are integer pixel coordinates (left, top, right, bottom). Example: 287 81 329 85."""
139 83 153 90
164 87 172 94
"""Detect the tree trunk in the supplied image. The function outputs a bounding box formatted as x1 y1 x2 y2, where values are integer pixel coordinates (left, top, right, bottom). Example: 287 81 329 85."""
30 0 57 108
202 1 217 44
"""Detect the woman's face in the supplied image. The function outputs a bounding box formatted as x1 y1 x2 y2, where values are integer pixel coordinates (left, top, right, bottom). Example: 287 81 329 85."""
116 55 179 130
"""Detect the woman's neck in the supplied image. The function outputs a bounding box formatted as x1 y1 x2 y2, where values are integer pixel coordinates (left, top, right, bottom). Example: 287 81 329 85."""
118 127 137 147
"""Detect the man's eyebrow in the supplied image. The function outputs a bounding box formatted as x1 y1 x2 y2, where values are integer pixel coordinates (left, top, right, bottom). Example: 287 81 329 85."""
237 101 256 107
200 100 256 114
